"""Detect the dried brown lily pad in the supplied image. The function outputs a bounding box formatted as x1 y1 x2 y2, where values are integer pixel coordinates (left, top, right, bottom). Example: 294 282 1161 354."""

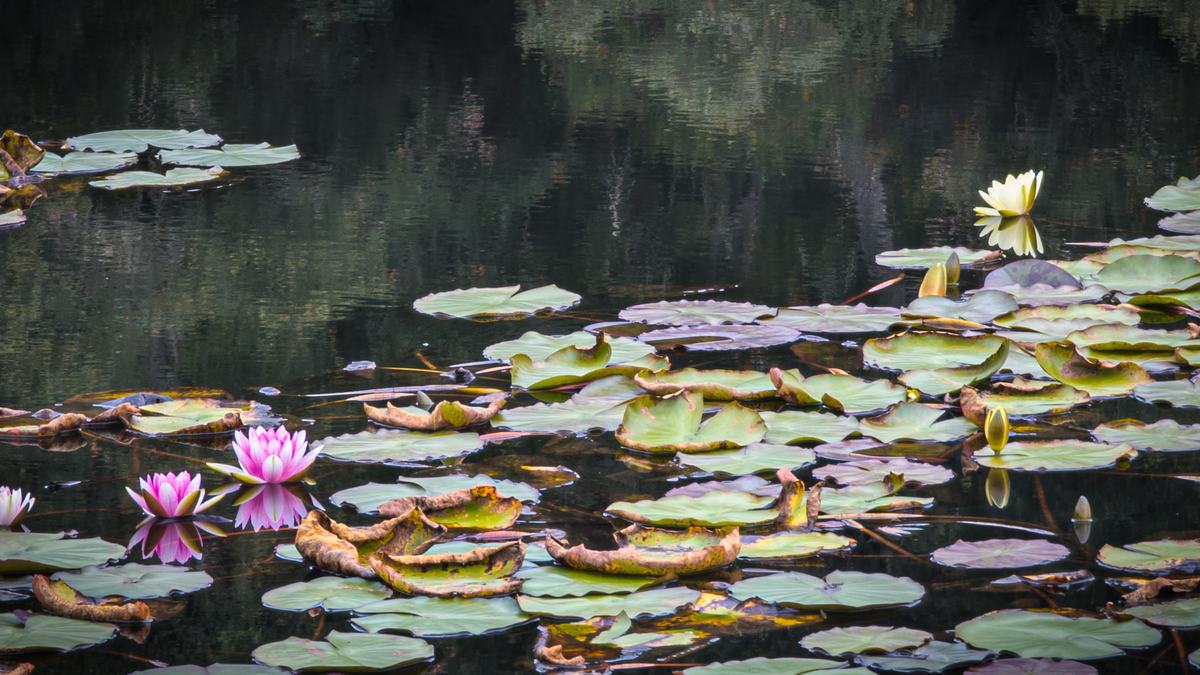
0 414 88 439
363 399 505 431
84 403 141 428
31 575 151 623
545 525 739 576
294 509 446 578
370 540 526 598
378 485 522 530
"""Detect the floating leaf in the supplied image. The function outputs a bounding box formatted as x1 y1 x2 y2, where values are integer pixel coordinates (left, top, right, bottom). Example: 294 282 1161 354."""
1094 254 1200 294
413 284 581 319
618 300 774 325
738 532 856 560
1159 210 1200 234
858 404 975 443
492 399 627 434
379 485 522 530
1097 539 1200 574
483 331 653 363
1133 377 1200 407
251 631 433 671
0 612 117 653
1033 342 1151 396
857 641 991 673
814 458 954 487
362 399 503 431
985 260 1081 290
370 541 525 598
929 538 1069 569
955 610 1159 660
764 304 901 333
159 143 300 167
128 399 270 436
294 510 444 579
545 526 739 576
1123 597 1200 628
316 429 482 465
761 410 861 444
637 324 801 351
607 491 776 528
904 291 1019 324
517 586 701 620
261 576 390 612
129 665 284 674
511 339 668 389
51 563 211 599
518 566 658 597
634 369 776 401
971 440 1136 472
67 129 222 153
994 304 1140 336
899 340 1009 396
801 626 932 656
88 167 226 190
863 332 1008 371
0 532 126 574
966 658 1099 674
677 443 816 477
971 285 1108 307
351 595 532 637
819 481 934 514
1145 174 1200 212
960 380 1090 423
1091 419 1200 452
31 152 138 175
329 475 537 513
876 247 1002 270
728 570 924 611
615 393 765 453
771 370 907 414
0 210 25 229
31 575 151 623
685 656 871 675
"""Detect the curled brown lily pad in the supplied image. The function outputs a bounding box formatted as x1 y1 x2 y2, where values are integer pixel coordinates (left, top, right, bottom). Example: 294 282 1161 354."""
363 398 505 431
546 525 740 576
294 509 446 578
370 540 525 598
379 485 522 531
0 414 89 440
31 575 152 623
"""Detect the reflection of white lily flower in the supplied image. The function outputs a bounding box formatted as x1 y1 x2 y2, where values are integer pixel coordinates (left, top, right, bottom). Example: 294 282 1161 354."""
976 215 1044 257
975 170 1044 217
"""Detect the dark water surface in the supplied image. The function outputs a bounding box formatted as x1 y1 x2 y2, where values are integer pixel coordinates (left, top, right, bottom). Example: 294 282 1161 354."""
2 0 1200 672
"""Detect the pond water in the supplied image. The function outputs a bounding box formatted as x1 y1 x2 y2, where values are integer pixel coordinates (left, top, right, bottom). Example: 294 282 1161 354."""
2 0 1200 673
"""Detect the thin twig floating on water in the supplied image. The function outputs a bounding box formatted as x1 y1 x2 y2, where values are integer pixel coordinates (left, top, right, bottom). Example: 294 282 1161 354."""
840 274 904 305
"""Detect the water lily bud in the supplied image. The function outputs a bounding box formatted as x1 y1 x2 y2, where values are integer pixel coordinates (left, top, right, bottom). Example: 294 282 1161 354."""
985 406 1008 453
1072 495 1092 522
905 388 921 402
985 469 1010 509
945 251 961 285
918 263 947 298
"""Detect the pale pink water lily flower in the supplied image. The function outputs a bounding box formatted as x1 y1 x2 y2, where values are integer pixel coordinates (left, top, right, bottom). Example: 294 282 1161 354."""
234 485 310 532
207 426 319 484
125 471 223 518
0 487 35 527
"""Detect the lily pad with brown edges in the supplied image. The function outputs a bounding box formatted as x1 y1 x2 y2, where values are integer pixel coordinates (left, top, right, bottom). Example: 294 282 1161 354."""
379 485 522 531
1033 342 1152 397
762 304 902 333
510 337 669 389
483 330 654 363
545 525 739 576
637 324 801 352
770 369 907 414
0 413 89 440
0 130 45 181
634 369 776 401
728 570 924 611
960 379 1091 425
370 540 525 598
1091 419 1200 452
293 509 446 578
1097 539 1200 574
128 399 272 436
858 403 975 444
363 398 504 431
615 392 766 454
31 575 151 623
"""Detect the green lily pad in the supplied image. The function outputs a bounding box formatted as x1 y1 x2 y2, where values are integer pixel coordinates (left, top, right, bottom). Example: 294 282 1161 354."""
775 371 908 414
516 586 701 620
994 304 1140 336
985 260 1081 290
1100 234 1200 250
616 393 766 453
876 246 1001 270
1034 342 1152 396
961 379 1090 420
819 481 934 514
1097 539 1200 574
1123 597 1200 628
685 657 871 674
130 665 284 674
637 324 801 352
88 167 226 190
493 399 628 434
128 398 268 436
0 532 126 574
966 658 1098 674
618 300 774 325
929 538 1070 569
51 563 212 599
330 475 538 513
371 541 524 597
1133 377 1200 407
904 291 1019 324
729 570 924 611
955 610 1159 660
274 544 302 563
971 440 1136 472
677 443 816 477
761 410 861 444
858 404 975 443
511 340 668 389
67 129 222 153
763 304 901 334
518 566 658 597
634 369 776 401
483 331 654 363
801 626 933 656
0 210 25 229
159 143 300 167
1091 419 1200 452
813 458 954 487
261 576 391 612
898 339 1009 396
863 332 1008 371
1160 211 1200 234
857 641 992 673
1094 254 1200 294
738 532 856 560
1145 174 1200 212
351 596 532 637
0 613 117 653
251 631 434 671
413 284 581 319
607 491 775 528
973 285 1108 307
317 429 482 465
31 151 138 175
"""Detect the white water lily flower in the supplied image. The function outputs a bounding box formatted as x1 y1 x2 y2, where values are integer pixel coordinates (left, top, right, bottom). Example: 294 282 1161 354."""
975 170 1044 217
0 487 35 527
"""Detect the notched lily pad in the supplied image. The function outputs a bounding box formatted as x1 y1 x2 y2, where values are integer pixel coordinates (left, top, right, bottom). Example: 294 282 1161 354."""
51 563 212 599
801 625 933 656
763 304 901 334
351 595 532 637
635 369 776 401
378 485 522 531
761 410 861 445
619 300 775 325
517 586 701 620
89 167 226 190
32 151 138 175
960 379 1090 424
413 284 581 319
510 337 669 389
370 540 525 598
67 129 222 153
676 443 816 477
545 525 739 576
1033 342 1151 397
159 143 300 167
877 246 1001 270
929 538 1070 569
0 532 126 574
1091 419 1200 452
317 429 482 465
261 576 390 612
971 440 1136 472
0 612 117 653
31 575 152 623
615 392 766 453
728 570 924 611
517 566 658 597
637 324 801 352
1097 539 1200 574
857 640 991 673
955 609 1159 660
738 532 856 560
483 331 654 363
251 631 434 672
294 509 445 578
858 404 975 444
685 656 870 674
607 490 776 528
770 369 907 414
1133 376 1200 408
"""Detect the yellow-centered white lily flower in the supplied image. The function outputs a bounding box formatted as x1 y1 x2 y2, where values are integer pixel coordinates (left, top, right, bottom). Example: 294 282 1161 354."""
975 170 1044 217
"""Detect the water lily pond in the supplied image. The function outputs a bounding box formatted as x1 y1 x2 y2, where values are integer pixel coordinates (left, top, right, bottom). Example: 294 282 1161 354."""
4 1 1200 673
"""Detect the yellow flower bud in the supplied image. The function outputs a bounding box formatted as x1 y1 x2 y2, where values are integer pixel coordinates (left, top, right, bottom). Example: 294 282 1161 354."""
945 251 961 285
918 263 947 298
985 406 1009 453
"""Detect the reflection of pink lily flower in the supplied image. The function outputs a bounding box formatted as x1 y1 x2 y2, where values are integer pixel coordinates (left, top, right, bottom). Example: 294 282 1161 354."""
208 426 319 484
128 517 226 565
0 487 35 527
126 471 223 518
233 485 310 532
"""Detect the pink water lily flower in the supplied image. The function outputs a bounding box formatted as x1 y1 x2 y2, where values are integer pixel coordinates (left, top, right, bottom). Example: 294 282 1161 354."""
0 487 35 527
129 517 226 565
126 471 223 518
234 485 310 532
207 426 318 484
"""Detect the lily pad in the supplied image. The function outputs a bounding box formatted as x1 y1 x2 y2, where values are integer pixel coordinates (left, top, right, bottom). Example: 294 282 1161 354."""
971 440 1136 472
31 151 138 175
371 540 525 598
616 393 766 453
635 369 776 401
819 481 934 514
685 656 871 675
729 570 924 611
763 304 901 334
1123 597 1200 628
0 210 25 229
1145 174 1200 212
637 324 801 351
960 380 1090 423
985 260 1081 290
518 566 658 597
330 475 538 513
483 331 654 363
413 284 581 319
772 370 907 414
966 659 1098 674
857 641 992 673
618 300 774 325
51 563 212 599
159 143 300 167
801 626 933 656
130 666 284 674
251 631 434 671
905 291 1019 324
899 339 1009 396
1033 342 1152 396
858 404 975 444
546 526 739 576
0 613 117 653
738 532 856 560
261 576 391 612
378 485 522 531
1091 419 1200 452
863 332 1008 371
607 491 776 528
516 586 701 620
1133 377 1200 407
129 398 269 436
67 129 222 153
88 167 226 190
511 339 668 389
1094 254 1200 294
813 458 954 487
761 410 861 444
971 285 1109 307
1159 211 1200 234
492 399 628 434
994 304 1140 336
0 532 126 574
1096 539 1200 574
955 609 1159 660
351 596 532 637
876 246 1001 270
317 429 482 465
677 443 817 477
929 538 1070 569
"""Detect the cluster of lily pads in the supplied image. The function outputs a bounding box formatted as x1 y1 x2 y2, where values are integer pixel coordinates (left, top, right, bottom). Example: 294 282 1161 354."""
2 169 1200 671
0 128 300 230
